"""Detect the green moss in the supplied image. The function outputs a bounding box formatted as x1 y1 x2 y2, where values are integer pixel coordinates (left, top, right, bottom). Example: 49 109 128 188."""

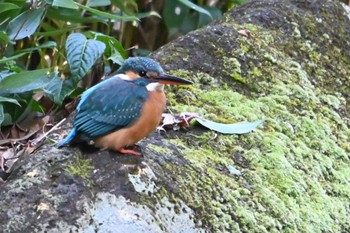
223 57 245 83
230 73 246 84
263 53 278 64
243 23 263 32
154 6 350 232
147 143 173 155
214 48 225 58
291 22 301 38
163 37 350 231
66 153 94 186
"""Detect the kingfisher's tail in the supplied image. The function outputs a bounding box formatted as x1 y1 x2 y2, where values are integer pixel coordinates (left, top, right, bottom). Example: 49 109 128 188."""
57 128 77 148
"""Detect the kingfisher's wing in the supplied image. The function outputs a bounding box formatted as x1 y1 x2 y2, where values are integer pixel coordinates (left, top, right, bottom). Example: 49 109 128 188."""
74 77 148 139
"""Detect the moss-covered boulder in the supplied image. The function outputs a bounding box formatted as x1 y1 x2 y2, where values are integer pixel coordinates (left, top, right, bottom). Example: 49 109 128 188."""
1 0 349 232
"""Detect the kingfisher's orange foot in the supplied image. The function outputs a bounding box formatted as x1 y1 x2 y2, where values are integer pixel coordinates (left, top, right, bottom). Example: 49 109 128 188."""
116 145 142 156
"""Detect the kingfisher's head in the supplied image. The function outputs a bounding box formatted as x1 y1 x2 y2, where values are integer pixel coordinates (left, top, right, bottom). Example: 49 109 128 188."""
116 57 193 86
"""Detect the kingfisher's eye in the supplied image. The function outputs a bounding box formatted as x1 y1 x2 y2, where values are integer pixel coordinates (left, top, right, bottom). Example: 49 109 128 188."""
139 70 147 77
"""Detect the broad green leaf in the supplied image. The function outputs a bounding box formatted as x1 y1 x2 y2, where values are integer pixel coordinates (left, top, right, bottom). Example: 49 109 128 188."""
180 12 197 33
198 7 222 27
66 33 106 81
108 51 125 66
14 98 44 124
195 118 263 134
132 48 150 57
87 31 127 58
0 71 16 81
6 8 46 41
0 31 11 45
177 0 212 19
87 0 111 7
0 69 51 94
110 0 138 15
0 96 21 106
0 3 19 14
44 76 75 104
52 0 78 9
35 25 86 37
46 7 104 23
0 104 4 126
0 112 13 126
163 0 188 31
76 3 139 22
136 11 161 19
14 41 57 54
0 94 33 127
0 53 26 64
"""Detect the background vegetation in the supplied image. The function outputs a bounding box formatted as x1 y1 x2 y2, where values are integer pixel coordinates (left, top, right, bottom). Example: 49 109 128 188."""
1 0 347 133
0 0 245 132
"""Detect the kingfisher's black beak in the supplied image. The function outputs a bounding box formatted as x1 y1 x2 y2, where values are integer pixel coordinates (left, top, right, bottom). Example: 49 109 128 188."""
155 73 193 85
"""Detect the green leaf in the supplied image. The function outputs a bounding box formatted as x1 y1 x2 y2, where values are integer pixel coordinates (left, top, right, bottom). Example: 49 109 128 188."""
136 11 161 19
0 104 4 126
195 118 264 134
0 53 27 64
0 112 13 126
0 71 16 81
87 31 127 58
0 31 11 45
0 3 20 14
180 12 197 33
46 7 103 24
13 98 44 124
66 33 106 81
0 69 51 94
87 0 111 7
0 94 33 127
52 0 78 9
14 41 57 54
110 0 138 15
36 24 86 37
198 7 221 27
177 0 212 19
44 76 75 104
163 0 188 31
131 48 151 57
108 51 125 66
6 8 46 41
0 96 21 106
76 3 139 22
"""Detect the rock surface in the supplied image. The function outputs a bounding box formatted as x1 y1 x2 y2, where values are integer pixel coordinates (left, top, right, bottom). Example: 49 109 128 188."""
1 0 350 232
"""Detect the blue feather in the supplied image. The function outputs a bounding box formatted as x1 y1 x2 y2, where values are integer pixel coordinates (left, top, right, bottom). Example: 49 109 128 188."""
77 77 117 111
72 77 149 139
57 128 77 147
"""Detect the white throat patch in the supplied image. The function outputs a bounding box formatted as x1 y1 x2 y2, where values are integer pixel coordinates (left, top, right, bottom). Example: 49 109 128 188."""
116 74 131 80
146 82 164 91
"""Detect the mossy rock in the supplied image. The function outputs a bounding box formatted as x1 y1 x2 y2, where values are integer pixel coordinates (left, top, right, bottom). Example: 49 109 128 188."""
152 0 350 232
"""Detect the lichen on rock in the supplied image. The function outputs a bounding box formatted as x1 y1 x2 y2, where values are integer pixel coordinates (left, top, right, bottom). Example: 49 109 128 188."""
152 0 350 232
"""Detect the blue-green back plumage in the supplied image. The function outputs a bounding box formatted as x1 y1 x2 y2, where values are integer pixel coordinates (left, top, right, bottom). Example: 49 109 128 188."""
76 77 149 137
58 76 150 146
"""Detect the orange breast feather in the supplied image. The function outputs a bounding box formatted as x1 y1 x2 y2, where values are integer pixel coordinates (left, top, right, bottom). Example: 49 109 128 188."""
94 90 166 150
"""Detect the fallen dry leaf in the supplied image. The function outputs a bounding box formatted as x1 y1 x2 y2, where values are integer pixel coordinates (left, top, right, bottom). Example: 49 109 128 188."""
238 29 251 37
0 113 56 178
159 112 199 131
0 147 18 172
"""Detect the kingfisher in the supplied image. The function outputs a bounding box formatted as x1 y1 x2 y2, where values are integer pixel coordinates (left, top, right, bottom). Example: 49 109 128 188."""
57 57 193 156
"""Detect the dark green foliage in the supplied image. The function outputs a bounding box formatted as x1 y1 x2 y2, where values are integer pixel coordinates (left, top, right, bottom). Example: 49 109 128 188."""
0 0 240 127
